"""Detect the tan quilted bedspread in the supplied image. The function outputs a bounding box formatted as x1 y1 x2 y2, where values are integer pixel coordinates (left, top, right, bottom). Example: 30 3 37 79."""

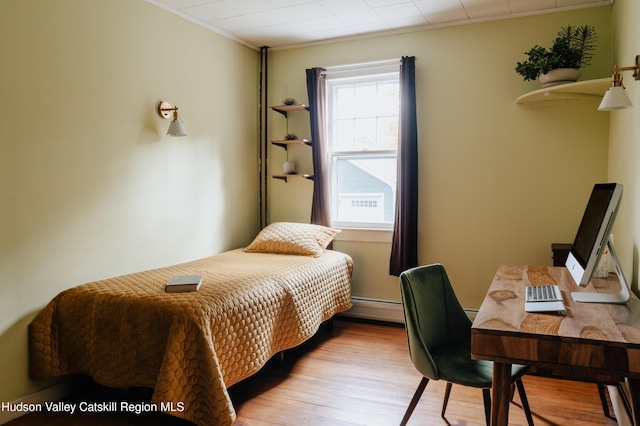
29 249 353 426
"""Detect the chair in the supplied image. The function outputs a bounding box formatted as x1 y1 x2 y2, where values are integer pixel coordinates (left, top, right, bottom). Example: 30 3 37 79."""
399 264 534 426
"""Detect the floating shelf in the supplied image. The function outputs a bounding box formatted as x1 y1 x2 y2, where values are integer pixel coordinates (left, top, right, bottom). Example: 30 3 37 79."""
271 139 312 150
515 78 611 107
272 173 314 182
270 104 309 117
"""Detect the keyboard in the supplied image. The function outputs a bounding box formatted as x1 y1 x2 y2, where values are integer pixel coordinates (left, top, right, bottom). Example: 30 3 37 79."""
526 285 562 302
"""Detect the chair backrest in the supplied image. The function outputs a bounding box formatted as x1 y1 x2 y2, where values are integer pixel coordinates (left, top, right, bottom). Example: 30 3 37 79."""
400 264 472 380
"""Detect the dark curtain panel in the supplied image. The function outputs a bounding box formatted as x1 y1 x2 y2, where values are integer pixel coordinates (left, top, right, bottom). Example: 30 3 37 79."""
306 67 330 226
389 56 418 276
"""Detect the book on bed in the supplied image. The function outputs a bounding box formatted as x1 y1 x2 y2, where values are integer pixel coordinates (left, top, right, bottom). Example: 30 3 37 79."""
165 275 202 293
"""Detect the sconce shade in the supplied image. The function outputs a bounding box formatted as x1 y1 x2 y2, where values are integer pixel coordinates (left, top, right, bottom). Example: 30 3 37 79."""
157 100 188 137
598 86 633 111
167 117 188 137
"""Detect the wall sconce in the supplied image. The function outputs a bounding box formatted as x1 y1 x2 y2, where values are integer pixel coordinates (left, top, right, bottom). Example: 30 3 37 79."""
598 55 640 111
157 100 188 136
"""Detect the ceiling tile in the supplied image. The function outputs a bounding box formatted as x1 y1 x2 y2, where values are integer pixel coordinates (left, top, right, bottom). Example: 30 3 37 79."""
159 0 215 9
385 15 429 29
266 0 317 7
338 9 386 25
461 0 510 18
413 0 469 24
146 0 613 48
364 0 412 7
218 0 275 15
374 2 423 20
320 0 371 15
211 9 291 30
293 15 348 32
508 0 555 14
182 2 236 21
283 3 332 20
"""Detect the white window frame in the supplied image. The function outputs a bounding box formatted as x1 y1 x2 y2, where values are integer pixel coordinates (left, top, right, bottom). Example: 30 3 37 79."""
324 63 400 231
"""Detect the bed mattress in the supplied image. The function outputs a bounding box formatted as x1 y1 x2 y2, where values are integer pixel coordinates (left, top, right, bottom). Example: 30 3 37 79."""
29 249 353 425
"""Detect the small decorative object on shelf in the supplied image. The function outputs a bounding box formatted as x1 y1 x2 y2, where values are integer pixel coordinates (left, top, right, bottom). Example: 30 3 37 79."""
283 161 296 174
515 24 597 87
285 133 297 140
282 97 298 105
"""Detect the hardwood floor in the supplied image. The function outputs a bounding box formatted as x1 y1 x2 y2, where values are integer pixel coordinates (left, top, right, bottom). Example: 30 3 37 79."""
6 319 618 425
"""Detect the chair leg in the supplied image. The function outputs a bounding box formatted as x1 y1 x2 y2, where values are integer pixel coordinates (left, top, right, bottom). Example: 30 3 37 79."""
482 388 491 426
441 382 453 418
616 382 634 425
597 383 612 418
400 377 429 426
515 379 535 426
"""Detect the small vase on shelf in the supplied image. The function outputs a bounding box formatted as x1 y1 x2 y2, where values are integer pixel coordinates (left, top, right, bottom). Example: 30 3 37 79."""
283 161 296 174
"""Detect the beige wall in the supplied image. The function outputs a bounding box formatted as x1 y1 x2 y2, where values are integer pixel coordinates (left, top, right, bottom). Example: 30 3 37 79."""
609 0 640 293
267 7 613 307
0 0 627 409
0 0 259 402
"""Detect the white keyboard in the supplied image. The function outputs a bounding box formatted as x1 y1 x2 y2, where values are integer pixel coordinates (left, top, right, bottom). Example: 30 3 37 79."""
526 285 562 302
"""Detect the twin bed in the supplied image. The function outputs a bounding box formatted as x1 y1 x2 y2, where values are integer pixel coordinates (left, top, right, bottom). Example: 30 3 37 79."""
28 223 353 425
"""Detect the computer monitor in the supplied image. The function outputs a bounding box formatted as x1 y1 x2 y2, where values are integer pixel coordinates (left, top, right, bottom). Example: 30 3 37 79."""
565 183 629 303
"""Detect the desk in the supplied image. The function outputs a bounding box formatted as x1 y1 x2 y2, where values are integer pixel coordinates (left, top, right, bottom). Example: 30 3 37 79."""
471 265 640 426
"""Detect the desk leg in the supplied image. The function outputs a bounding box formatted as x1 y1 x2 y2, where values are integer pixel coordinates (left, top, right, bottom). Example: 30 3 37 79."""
628 378 640 424
491 362 512 426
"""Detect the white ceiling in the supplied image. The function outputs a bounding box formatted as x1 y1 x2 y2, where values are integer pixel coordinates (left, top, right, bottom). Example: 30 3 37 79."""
146 0 612 50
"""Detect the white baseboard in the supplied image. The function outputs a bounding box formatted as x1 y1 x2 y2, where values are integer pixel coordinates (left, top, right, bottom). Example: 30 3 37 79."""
340 297 406 323
340 297 477 324
0 380 76 425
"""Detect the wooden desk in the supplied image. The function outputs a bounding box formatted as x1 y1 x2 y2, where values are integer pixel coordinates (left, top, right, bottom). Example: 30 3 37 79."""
471 265 640 426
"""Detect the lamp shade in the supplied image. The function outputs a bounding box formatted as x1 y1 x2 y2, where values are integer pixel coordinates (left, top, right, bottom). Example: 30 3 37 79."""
167 118 188 136
598 86 633 111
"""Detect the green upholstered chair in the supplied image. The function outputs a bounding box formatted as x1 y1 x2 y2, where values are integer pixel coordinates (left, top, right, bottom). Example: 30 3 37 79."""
399 264 534 426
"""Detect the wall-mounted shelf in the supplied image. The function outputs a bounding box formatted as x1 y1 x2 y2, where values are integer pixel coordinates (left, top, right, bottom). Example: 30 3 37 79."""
272 173 314 182
515 78 611 107
270 102 312 182
270 104 309 117
271 139 312 150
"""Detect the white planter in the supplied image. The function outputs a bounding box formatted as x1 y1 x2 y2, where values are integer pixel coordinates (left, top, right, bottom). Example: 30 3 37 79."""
539 68 581 88
283 161 296 174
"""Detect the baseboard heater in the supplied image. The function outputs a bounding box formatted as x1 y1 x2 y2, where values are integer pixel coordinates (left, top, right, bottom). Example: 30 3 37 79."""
339 297 405 323
339 297 479 324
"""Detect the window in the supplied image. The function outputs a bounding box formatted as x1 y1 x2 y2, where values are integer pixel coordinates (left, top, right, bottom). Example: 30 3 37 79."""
326 70 399 230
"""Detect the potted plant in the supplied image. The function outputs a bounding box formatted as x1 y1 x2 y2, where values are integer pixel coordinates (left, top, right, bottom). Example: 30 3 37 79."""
515 24 597 87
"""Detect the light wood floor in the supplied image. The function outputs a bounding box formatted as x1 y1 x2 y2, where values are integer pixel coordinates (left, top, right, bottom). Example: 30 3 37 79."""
7 319 619 425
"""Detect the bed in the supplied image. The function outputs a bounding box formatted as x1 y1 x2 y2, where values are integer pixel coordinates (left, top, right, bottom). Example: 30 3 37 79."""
29 222 353 426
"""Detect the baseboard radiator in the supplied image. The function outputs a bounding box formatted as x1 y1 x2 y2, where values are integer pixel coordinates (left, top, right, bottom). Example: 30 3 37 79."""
339 296 478 324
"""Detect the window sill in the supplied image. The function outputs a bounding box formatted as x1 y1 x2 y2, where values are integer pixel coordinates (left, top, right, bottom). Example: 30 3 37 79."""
334 228 393 243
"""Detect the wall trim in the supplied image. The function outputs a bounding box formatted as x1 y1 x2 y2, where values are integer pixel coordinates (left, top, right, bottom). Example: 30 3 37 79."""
340 297 405 323
340 296 478 324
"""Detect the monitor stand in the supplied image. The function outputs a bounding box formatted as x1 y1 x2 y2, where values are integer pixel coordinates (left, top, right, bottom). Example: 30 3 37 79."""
571 239 630 304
